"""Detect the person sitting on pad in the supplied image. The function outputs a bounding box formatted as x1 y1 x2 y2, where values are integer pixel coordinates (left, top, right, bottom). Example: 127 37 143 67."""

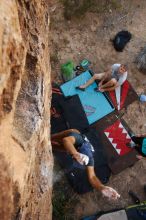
76 63 128 92
51 129 120 200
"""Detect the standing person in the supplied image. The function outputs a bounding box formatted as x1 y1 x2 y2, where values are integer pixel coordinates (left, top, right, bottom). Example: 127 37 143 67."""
76 64 128 92
51 129 120 200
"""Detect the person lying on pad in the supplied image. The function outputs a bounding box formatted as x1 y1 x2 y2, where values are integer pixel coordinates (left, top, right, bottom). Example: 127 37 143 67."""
51 129 120 200
127 133 146 158
76 64 128 92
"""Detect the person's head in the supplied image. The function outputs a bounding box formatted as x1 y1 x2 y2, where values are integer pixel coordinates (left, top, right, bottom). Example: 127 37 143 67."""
118 64 128 74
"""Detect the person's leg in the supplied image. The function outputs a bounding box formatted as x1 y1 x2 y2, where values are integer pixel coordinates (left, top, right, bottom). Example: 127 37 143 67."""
99 78 117 89
77 73 106 89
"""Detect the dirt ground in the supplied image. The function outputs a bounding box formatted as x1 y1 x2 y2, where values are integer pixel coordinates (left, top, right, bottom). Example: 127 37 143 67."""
49 1 146 219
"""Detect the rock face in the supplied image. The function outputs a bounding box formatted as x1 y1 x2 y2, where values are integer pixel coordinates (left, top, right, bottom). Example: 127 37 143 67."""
135 46 146 74
0 1 52 219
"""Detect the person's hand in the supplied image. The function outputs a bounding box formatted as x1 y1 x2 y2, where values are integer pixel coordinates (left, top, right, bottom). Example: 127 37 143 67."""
136 155 144 160
101 186 120 200
73 152 89 165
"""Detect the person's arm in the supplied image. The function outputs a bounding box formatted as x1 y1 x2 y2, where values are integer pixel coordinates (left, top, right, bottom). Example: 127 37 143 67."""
62 136 88 165
86 166 120 200
86 166 104 190
51 129 80 140
62 136 78 155
100 83 118 92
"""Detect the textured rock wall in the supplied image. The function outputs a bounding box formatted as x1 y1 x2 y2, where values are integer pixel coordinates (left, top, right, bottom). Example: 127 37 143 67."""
0 1 52 219
135 46 146 74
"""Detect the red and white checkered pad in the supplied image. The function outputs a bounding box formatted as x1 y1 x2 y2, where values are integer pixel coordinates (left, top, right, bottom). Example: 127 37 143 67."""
104 120 133 156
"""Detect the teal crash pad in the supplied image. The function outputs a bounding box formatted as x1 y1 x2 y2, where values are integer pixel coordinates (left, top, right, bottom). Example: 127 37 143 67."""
60 71 114 125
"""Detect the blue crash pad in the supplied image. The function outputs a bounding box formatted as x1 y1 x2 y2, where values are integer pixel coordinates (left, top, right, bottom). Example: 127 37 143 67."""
60 71 114 125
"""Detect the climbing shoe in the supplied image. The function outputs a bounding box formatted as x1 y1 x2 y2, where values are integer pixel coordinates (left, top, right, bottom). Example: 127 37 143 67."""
75 86 85 91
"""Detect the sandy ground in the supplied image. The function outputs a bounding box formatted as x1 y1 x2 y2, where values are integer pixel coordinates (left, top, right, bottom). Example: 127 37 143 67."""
49 1 146 219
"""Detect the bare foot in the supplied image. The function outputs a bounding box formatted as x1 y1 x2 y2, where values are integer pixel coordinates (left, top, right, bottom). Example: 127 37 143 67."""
79 85 86 89
76 86 85 91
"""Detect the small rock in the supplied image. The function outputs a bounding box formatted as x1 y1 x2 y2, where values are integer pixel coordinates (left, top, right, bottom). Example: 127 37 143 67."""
51 6 57 12
90 25 96 32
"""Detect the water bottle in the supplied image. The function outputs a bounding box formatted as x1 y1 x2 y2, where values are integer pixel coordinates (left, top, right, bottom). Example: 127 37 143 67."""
140 94 146 102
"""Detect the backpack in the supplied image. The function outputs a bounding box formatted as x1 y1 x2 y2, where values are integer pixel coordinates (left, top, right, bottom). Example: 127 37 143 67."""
126 201 146 220
112 30 132 52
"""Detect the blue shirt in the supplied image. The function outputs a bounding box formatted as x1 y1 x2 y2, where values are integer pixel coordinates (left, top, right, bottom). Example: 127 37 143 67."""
68 132 94 166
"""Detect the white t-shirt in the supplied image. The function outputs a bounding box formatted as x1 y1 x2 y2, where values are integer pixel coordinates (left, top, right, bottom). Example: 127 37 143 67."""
111 64 127 86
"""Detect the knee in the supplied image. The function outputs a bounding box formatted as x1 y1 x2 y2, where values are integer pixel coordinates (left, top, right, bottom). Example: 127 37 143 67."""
111 78 117 85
